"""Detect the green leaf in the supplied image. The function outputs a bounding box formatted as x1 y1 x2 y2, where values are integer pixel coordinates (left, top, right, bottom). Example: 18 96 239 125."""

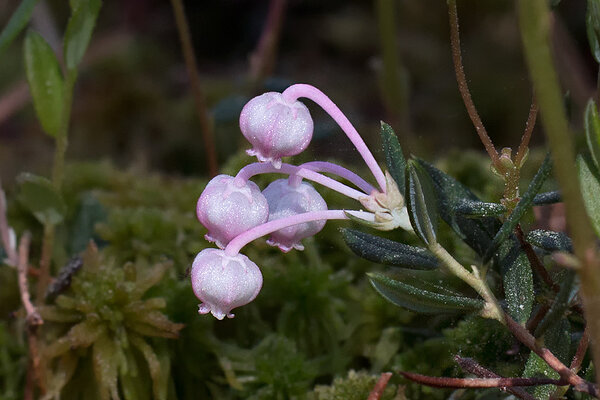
588 0 600 64
497 239 534 324
585 100 600 170
416 159 500 257
484 154 552 262
523 318 571 400
526 229 573 253
367 270 484 314
70 192 107 254
17 173 66 226
0 0 39 57
455 199 506 218
64 0 102 70
341 228 438 270
533 190 561 205
406 161 438 245
534 271 578 337
577 155 600 237
24 30 64 138
380 121 406 196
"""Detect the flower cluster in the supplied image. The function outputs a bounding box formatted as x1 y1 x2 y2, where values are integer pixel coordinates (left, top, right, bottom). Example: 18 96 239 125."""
191 84 413 319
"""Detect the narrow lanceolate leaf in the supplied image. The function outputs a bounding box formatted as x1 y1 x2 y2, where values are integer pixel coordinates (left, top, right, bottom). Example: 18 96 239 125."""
17 173 67 226
584 100 600 170
417 159 500 257
407 161 438 245
532 190 561 205
341 228 438 270
24 30 64 138
497 239 534 324
380 121 406 196
0 0 39 57
526 229 573 253
577 155 600 238
484 154 553 262
534 271 578 337
588 0 600 64
64 0 102 70
367 271 484 313
455 199 506 218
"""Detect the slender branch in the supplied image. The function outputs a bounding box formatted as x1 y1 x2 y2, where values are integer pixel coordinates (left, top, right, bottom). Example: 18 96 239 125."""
570 327 589 373
515 97 538 166
515 224 559 292
170 0 218 176
0 180 17 266
399 371 562 388
447 0 499 167
428 242 504 323
455 356 536 400
35 224 54 304
249 0 286 83
505 314 598 397
17 233 43 326
526 303 550 333
518 0 600 385
368 372 393 400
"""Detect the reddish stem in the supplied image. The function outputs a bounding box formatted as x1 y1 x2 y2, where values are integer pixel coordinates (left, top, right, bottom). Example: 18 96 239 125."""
368 372 393 400
399 371 561 388
515 97 538 166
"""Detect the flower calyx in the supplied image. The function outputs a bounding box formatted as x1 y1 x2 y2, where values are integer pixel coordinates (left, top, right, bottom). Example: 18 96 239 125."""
355 171 412 232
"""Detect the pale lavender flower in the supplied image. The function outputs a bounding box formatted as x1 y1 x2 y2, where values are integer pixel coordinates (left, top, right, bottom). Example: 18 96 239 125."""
191 248 263 320
262 179 328 252
239 92 313 168
197 174 269 248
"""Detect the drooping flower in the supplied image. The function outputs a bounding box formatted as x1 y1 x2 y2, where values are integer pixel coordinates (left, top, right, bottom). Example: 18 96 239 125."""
262 179 328 252
197 174 269 248
239 92 313 168
191 248 263 320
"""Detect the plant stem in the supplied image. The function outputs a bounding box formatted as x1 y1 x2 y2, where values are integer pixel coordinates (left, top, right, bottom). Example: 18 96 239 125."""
447 0 500 168
36 224 54 304
375 0 410 136
517 0 600 385
170 0 218 177
515 97 538 167
428 242 504 323
249 0 286 84
17 233 42 326
282 84 387 191
368 372 393 400
297 161 376 194
224 209 373 256
52 71 76 190
0 180 17 266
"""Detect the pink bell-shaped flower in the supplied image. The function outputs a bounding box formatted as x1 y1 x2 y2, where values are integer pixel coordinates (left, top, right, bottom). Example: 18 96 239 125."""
191 248 263 320
197 175 269 248
239 92 313 168
262 179 328 252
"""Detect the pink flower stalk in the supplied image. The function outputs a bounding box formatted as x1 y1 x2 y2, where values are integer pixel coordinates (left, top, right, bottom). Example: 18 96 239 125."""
234 162 367 200
191 248 262 320
197 174 269 248
281 84 387 192
239 92 313 168
262 179 328 252
224 209 375 256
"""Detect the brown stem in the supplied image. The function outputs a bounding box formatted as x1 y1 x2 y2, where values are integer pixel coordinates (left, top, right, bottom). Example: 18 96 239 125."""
35 224 54 304
515 224 559 292
18 233 44 396
526 303 551 333
570 327 589 373
399 371 562 388
249 0 286 84
0 180 17 266
368 372 393 400
169 0 218 177
515 96 538 166
447 0 499 167
454 356 536 400
17 233 43 326
505 314 598 397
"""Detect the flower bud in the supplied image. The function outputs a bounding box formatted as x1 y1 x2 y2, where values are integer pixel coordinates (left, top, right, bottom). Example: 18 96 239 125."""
197 175 269 248
262 179 327 252
239 92 313 168
191 249 263 320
